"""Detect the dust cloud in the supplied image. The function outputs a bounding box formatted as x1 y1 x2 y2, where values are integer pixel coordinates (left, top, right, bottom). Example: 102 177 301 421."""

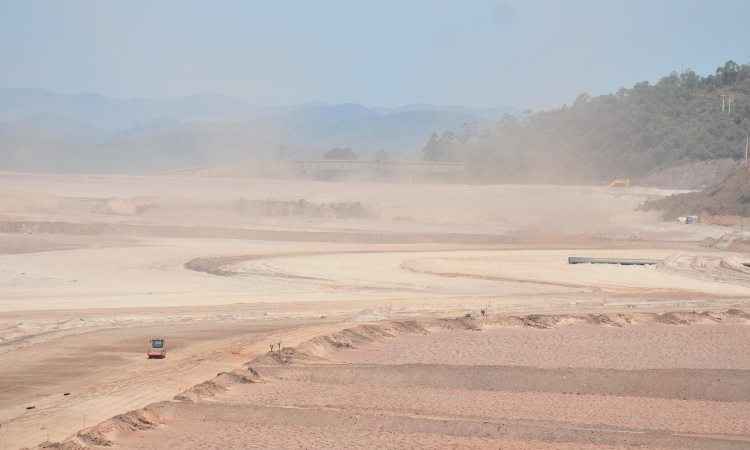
2 168 748 449
4 1 750 448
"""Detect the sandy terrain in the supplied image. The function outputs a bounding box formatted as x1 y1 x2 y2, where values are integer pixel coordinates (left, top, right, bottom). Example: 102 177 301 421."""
99 315 750 449
0 172 748 448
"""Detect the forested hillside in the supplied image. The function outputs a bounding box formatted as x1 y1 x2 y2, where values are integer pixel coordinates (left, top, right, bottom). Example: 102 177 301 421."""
423 61 750 183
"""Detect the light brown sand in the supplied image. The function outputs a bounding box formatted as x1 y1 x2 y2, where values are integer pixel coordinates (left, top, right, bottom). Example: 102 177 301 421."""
0 172 749 449
110 319 750 449
339 323 750 369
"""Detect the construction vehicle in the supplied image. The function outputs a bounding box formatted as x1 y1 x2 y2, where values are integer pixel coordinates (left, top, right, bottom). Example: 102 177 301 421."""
608 178 630 188
677 215 699 224
147 337 167 359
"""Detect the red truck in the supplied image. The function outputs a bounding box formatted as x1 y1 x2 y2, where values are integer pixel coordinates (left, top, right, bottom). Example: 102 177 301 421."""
147 337 167 359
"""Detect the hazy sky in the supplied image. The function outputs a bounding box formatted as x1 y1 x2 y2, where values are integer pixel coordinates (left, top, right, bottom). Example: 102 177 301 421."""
1 0 749 108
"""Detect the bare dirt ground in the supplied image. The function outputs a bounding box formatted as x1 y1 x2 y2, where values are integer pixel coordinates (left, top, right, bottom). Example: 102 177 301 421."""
79 314 750 449
0 172 748 449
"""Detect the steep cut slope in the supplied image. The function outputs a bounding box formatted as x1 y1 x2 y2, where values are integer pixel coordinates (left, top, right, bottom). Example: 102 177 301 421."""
642 166 750 219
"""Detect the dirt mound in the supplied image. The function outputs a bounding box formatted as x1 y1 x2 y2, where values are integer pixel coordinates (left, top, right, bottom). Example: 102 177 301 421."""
637 158 739 189
36 369 259 448
655 311 724 325
253 311 750 370
250 347 330 366
436 316 483 331
249 321 430 367
486 311 747 329
701 232 743 250
519 314 570 329
174 369 260 401
174 380 227 401
297 322 428 359
583 313 634 327
642 166 750 221
726 308 750 319
388 320 429 334
92 197 158 216
234 198 370 219
36 403 172 449
490 313 588 329
35 441 85 450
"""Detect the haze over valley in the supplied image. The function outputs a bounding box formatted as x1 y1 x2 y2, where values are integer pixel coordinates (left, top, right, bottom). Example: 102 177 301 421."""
2 2 750 449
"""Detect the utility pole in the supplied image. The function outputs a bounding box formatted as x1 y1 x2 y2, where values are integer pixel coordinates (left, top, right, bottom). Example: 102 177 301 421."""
746 135 749 166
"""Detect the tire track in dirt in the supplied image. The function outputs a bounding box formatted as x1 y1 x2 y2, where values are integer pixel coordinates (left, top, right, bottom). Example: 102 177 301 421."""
186 249 750 300
660 254 750 286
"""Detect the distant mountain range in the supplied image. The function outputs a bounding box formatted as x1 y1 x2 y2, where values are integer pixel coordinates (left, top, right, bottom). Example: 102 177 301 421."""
0 88 514 173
